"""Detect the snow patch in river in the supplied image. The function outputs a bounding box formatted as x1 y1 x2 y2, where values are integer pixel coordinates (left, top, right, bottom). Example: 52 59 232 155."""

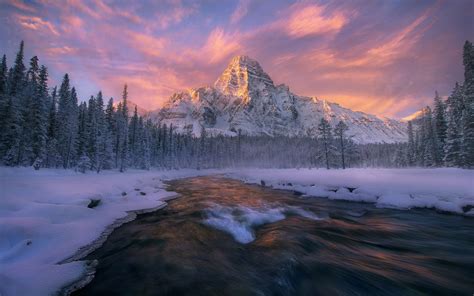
203 203 322 243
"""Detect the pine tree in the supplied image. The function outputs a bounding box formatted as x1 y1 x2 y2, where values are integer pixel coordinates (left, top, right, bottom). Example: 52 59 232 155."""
406 121 416 165
92 91 111 172
76 101 88 157
18 56 41 165
461 40 474 168
117 85 129 172
334 120 349 169
86 95 97 169
433 91 447 164
0 54 6 96
444 83 464 166
104 97 116 169
0 54 8 139
56 74 78 168
1 42 26 164
420 107 437 166
8 41 26 97
29 65 48 166
45 87 60 167
318 118 332 169
129 106 139 166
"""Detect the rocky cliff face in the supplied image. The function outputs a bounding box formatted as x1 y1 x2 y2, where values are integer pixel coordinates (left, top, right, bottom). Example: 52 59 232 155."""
150 55 407 143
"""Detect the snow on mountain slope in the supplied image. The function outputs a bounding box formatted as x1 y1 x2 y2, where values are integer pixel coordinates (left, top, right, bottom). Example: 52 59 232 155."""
150 55 407 143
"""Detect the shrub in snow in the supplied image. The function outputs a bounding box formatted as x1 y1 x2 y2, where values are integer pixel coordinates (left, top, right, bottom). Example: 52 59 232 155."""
76 155 91 173
32 157 43 170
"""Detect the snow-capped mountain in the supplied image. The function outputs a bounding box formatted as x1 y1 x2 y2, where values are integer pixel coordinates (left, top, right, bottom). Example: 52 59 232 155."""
150 55 407 144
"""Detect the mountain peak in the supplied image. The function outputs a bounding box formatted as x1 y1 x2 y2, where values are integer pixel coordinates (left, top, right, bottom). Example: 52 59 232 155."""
214 55 274 97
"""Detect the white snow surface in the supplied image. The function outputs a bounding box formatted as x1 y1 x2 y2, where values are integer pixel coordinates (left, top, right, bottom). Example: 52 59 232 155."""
1 167 473 295
0 167 211 296
226 168 474 215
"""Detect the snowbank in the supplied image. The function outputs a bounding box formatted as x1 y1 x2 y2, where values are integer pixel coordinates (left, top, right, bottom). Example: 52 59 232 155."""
0 167 208 296
226 168 474 215
1 167 472 295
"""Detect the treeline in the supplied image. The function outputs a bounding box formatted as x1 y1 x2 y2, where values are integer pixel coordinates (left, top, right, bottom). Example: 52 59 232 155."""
0 41 472 172
403 41 474 168
0 41 366 171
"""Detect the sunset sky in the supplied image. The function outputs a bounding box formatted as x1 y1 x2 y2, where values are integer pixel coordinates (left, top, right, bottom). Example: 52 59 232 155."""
0 0 472 119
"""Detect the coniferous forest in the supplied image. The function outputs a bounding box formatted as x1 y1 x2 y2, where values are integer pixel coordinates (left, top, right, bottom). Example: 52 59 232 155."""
0 41 472 172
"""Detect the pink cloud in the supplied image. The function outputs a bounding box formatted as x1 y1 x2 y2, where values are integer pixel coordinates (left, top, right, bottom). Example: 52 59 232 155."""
285 3 348 38
7 0 37 12
129 33 168 57
15 14 59 36
200 28 242 64
230 0 250 24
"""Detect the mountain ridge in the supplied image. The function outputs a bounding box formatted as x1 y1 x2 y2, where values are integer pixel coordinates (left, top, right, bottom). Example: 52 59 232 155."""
148 55 408 144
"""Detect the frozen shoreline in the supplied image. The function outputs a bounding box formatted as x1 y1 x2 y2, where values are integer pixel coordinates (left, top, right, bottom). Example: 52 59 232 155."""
1 167 473 296
0 167 213 296
225 168 474 215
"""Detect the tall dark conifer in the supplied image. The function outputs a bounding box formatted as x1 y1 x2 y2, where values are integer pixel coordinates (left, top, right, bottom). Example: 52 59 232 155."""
461 41 474 167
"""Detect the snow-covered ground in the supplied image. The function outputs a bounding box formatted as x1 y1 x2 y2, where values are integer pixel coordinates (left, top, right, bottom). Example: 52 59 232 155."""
226 168 474 215
1 167 473 296
0 167 211 296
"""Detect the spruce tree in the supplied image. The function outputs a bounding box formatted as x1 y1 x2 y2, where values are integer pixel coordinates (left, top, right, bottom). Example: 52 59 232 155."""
318 118 332 169
421 107 437 166
118 85 129 172
8 41 26 97
29 65 48 165
433 91 447 164
1 42 26 164
461 40 474 167
0 54 6 96
407 121 416 165
129 106 139 166
56 74 78 168
45 87 60 167
0 54 8 138
334 120 349 169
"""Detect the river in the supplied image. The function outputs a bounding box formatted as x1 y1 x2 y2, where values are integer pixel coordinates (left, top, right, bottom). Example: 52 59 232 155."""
72 176 474 295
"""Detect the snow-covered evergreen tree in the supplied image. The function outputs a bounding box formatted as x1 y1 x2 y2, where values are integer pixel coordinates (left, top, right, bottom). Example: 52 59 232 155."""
461 41 474 168
444 83 464 166
433 91 447 164
117 85 129 172
1 42 26 165
318 118 332 169
407 121 416 165
334 120 349 169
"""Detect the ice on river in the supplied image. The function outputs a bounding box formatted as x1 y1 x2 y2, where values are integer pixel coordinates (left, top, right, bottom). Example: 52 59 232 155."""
203 203 322 243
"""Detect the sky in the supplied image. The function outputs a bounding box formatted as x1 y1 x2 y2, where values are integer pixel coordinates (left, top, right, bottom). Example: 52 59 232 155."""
0 0 472 119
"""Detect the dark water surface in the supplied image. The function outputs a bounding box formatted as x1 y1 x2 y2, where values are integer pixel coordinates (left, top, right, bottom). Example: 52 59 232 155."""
73 176 474 296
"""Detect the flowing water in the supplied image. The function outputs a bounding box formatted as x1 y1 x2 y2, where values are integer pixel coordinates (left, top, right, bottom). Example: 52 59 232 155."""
73 176 474 296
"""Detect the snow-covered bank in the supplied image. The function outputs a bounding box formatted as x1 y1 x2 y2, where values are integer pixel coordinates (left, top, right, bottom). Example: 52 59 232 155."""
1 167 473 296
0 167 209 296
226 168 474 215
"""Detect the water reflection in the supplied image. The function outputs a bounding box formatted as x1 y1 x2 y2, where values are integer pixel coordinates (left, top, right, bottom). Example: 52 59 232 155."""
73 176 474 296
